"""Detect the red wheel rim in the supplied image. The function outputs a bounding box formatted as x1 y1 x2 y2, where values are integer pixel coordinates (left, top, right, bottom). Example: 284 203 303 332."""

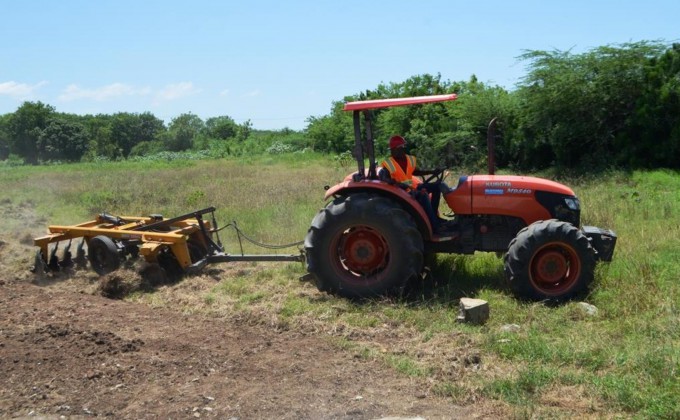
529 241 581 295
332 226 389 277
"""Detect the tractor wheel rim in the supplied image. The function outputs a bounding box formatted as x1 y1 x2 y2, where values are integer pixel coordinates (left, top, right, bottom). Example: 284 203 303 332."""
335 226 389 275
529 242 581 294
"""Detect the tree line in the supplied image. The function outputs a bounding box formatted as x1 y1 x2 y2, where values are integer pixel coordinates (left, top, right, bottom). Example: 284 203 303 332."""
306 41 680 170
1 41 678 170
0 104 257 164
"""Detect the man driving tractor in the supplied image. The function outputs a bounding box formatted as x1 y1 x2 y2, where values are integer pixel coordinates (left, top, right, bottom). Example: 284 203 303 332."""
378 135 448 233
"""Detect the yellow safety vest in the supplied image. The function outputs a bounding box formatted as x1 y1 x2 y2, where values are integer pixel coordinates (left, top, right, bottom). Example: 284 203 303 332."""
381 155 419 189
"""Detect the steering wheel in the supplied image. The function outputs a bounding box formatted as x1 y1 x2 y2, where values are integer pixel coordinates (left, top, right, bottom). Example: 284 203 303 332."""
421 168 446 185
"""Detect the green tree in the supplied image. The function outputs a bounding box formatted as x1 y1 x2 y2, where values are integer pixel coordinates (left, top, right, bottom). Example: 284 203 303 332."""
109 112 166 157
137 112 166 144
129 140 165 156
235 119 253 142
448 77 519 169
305 101 353 153
622 43 680 168
37 118 88 162
0 114 10 160
516 41 666 169
304 73 515 169
165 113 204 151
205 116 238 139
7 101 55 164
81 114 116 160
367 73 452 147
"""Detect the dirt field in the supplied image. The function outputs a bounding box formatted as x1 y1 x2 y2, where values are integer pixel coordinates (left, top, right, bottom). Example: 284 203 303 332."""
0 242 505 419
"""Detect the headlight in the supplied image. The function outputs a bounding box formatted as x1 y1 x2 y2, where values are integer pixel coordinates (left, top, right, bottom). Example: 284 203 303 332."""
564 197 580 210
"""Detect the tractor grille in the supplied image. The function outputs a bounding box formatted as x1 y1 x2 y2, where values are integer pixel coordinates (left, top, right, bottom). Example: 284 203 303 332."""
535 191 581 226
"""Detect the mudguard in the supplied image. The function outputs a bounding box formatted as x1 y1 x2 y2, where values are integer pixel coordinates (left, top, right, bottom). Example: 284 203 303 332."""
324 179 435 237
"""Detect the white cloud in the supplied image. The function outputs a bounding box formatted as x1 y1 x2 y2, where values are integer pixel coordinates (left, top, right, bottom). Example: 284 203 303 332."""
0 80 48 98
219 88 230 97
155 82 201 102
243 89 261 98
58 83 151 102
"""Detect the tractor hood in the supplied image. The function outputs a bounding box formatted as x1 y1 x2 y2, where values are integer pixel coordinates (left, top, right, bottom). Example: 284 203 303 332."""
468 175 575 196
445 174 580 226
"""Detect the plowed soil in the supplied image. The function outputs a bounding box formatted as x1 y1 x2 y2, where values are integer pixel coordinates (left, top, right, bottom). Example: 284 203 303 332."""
0 233 504 419
0 279 499 419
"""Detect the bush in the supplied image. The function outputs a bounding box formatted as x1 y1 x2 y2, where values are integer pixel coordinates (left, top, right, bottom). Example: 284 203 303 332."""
266 141 294 154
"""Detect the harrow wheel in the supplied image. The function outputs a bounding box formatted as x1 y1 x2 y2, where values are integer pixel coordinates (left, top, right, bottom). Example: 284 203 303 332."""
88 235 121 275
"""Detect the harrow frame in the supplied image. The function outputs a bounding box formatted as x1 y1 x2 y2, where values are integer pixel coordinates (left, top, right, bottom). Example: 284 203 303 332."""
33 207 303 276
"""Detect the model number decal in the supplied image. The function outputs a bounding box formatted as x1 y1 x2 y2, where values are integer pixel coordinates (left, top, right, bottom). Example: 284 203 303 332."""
507 188 532 194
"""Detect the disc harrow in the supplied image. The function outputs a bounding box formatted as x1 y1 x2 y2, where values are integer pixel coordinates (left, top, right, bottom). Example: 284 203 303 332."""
33 207 303 277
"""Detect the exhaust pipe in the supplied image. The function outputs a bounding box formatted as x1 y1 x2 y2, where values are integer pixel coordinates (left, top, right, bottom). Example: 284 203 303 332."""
487 117 497 175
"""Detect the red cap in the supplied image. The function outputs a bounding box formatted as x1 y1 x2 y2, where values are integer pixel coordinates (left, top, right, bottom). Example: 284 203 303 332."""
389 135 406 149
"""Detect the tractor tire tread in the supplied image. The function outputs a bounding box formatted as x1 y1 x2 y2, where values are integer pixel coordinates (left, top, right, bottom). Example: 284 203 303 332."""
504 219 595 302
305 193 423 298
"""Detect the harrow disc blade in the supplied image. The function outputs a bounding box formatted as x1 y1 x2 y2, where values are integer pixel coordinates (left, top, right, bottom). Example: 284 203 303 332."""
74 239 87 269
31 250 47 274
48 244 60 272
59 240 74 268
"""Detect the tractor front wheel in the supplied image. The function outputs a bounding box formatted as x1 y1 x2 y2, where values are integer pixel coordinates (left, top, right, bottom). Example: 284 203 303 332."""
305 193 424 298
504 220 595 302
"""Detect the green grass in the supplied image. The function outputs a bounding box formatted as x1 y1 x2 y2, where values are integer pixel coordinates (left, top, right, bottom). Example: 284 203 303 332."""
1 157 679 418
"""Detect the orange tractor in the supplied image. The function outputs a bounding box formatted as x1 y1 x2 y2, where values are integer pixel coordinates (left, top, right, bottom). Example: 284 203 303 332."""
304 94 616 301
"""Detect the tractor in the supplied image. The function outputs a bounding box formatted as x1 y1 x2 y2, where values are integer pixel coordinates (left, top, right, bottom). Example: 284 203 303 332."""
304 94 617 301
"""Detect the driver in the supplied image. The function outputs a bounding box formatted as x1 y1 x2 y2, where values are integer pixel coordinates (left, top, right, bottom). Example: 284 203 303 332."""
378 135 446 232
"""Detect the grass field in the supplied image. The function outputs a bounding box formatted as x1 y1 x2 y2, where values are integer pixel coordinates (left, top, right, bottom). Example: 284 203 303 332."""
1 155 678 418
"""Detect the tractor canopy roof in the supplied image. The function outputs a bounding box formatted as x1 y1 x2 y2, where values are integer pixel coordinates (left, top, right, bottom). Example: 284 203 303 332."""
343 93 457 112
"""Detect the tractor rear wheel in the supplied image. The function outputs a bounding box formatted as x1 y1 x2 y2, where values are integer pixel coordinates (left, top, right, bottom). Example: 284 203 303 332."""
88 235 121 275
504 220 595 301
305 193 424 298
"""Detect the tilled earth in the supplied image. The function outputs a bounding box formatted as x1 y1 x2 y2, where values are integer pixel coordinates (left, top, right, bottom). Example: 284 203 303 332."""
0 274 502 419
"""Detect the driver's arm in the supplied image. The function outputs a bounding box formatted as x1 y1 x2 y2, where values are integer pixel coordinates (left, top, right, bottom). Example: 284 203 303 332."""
378 167 395 183
379 167 410 190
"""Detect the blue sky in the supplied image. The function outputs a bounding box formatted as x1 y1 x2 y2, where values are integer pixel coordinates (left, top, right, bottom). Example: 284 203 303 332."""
1 1 678 130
